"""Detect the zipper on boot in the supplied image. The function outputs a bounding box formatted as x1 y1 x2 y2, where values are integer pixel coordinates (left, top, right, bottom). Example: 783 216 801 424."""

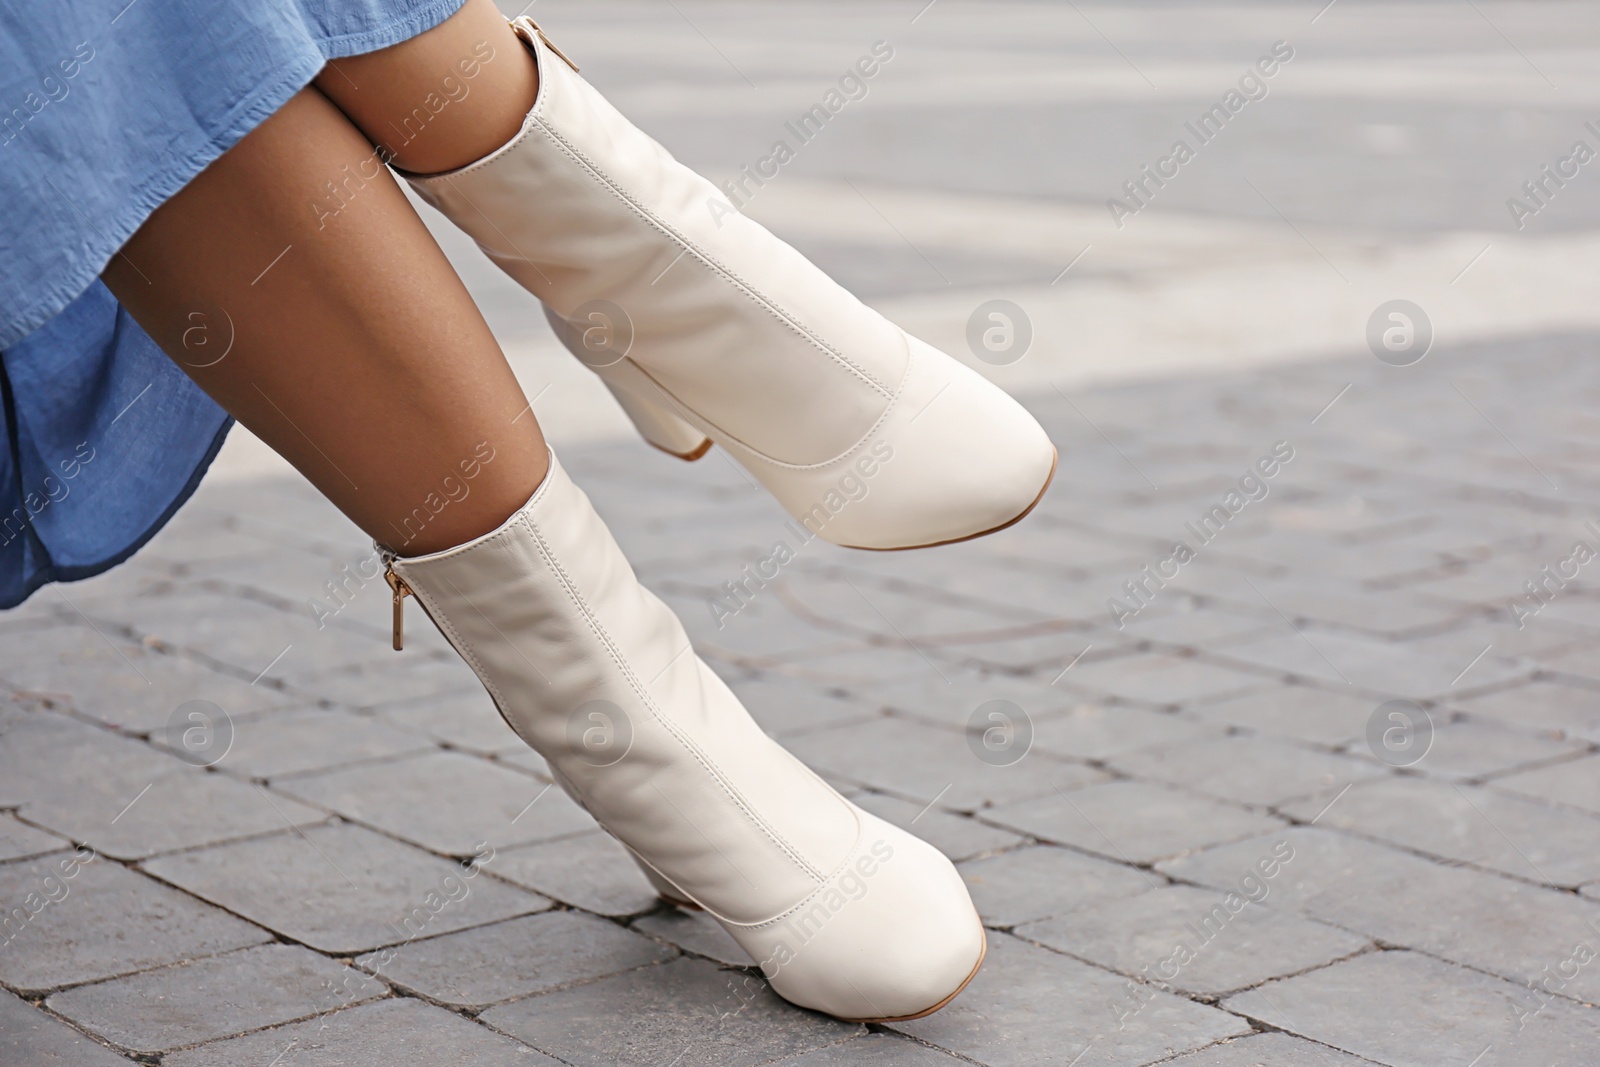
383 558 413 651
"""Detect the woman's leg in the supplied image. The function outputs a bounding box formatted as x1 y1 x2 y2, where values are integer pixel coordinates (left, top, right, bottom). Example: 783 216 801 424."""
103 56 987 1022
315 0 537 175
103 85 546 555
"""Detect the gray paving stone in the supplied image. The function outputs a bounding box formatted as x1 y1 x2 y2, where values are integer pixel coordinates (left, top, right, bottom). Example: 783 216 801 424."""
492 746 553 779
1218 587 1475 640
162 996 564 1066
960 630 1143 675
1456 681 1600 744
186 707 436 779
860 669 1077 731
0 812 69 861
782 569 1045 641
1225 950 1600 1067
1536 642 1600 687
990 520 1149 578
142 823 549 954
1159 827 1600 1003
357 910 675 1009
1159 1033 1375 1066
866 560 1111 630
782 715 1107 814
1053 654 1267 707
495 830 659 917
1109 734 1384 807
85 589 394 681
183 540 374 596
0 623 295 731
983 781 1286 865
47 943 383 1054
1018 884 1369 995
1278 776 1600 887
1392 622 1560 685
723 646 954 691
130 505 294 565
891 933 1250 1067
664 587 838 664
761 1032 973 1065
1493 754 1600 815
1032 703 1220 761
1370 718 1590 782
480 956 858 1066
853 791 1026 862
724 674 882 738
1187 684 1379 747
0 712 327 860
374 689 526 755
293 657 481 709
1116 607 1285 650
272 751 593 855
632 906 754 966
0 987 131 1066
0 855 267 992
0 691 42 737
958 845 1160 927
1531 595 1600 634
1219 629 1531 698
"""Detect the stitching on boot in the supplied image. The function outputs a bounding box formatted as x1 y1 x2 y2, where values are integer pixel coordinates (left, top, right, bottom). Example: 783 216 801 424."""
402 575 516 730
534 120 896 400
408 56 895 401
625 339 917 474
522 506 827 885
721 814 879 934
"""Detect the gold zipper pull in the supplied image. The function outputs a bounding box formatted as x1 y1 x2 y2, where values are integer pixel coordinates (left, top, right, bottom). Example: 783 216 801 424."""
384 564 412 651
513 16 580 72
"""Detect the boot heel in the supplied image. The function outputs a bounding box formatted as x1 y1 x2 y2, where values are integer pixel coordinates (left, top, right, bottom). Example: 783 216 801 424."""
603 379 711 461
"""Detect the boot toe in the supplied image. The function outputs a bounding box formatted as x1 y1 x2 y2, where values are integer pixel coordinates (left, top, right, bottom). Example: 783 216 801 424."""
728 811 986 1021
823 337 1058 550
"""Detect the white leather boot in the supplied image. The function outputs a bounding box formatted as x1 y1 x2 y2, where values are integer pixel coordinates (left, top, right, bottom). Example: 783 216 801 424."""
384 453 985 1020
406 17 1056 551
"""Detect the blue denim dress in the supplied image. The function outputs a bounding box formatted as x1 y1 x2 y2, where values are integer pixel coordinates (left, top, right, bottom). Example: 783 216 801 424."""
0 0 465 607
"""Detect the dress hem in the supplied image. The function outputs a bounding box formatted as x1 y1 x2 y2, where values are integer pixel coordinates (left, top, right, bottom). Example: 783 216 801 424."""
0 416 234 610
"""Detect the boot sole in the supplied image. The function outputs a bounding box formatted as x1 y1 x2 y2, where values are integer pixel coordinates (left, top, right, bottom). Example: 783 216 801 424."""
654 891 987 1023
847 447 1057 552
844 928 988 1024
669 442 1058 553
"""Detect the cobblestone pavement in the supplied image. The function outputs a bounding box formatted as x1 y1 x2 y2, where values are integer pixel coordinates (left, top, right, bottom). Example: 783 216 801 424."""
7 339 1600 1065
8 1 1600 1064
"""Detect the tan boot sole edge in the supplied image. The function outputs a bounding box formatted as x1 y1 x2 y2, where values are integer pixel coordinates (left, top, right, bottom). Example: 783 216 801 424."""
846 447 1058 552
666 442 1058 553
652 891 987 1023
845 927 988 1024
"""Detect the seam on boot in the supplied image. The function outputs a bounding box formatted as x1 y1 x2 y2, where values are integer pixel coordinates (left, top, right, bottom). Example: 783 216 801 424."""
407 571 520 732
520 509 828 885
612 338 916 475
716 809 882 934
533 118 896 401
404 53 897 403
